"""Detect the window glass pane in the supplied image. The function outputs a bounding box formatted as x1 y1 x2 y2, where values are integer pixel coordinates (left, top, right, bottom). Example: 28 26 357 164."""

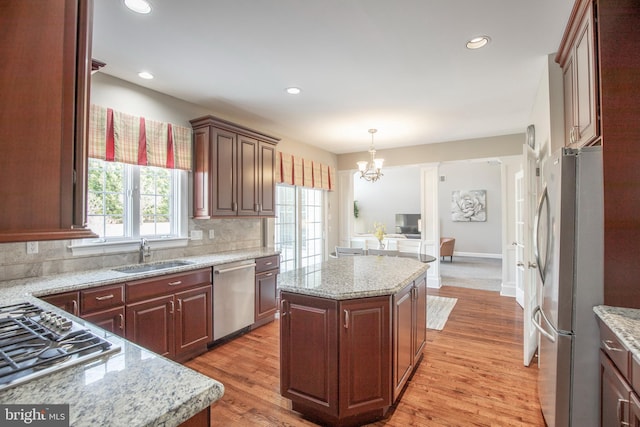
87 159 125 238
140 166 173 237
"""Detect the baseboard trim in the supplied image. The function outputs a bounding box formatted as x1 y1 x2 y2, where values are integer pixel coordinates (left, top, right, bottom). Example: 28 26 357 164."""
500 282 516 297
454 251 502 259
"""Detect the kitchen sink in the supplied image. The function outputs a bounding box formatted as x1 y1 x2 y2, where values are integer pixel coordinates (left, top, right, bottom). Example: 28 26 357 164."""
113 260 193 274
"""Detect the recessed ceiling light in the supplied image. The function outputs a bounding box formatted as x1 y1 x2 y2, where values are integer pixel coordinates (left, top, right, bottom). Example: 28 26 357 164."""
466 36 491 50
138 71 154 79
124 0 151 14
286 87 301 95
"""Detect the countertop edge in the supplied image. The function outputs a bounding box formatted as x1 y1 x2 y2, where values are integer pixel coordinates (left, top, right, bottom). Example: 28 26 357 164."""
594 305 640 360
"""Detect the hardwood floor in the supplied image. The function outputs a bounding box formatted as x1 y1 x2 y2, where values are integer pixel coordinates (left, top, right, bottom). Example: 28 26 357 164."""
185 286 544 426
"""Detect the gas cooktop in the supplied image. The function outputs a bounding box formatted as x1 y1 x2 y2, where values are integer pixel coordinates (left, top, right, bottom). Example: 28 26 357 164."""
0 301 120 391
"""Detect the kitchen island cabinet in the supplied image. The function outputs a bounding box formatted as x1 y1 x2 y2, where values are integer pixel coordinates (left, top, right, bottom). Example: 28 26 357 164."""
278 256 429 426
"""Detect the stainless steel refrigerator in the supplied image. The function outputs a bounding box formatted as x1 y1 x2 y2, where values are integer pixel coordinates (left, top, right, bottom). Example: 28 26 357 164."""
532 146 604 427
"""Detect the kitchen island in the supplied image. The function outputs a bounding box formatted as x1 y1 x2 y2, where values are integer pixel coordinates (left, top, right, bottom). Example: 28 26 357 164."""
278 255 429 427
0 248 278 427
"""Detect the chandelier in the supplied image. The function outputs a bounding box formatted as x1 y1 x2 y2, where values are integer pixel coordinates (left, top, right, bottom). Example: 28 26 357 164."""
356 129 384 182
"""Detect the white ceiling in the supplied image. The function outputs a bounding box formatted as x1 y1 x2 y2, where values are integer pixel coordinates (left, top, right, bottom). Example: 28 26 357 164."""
92 0 574 154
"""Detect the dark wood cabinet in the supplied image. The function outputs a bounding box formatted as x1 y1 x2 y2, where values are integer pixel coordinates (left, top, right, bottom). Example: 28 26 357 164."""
601 351 632 427
392 272 426 401
41 291 80 317
557 0 640 308
125 268 212 362
280 292 392 426
557 0 598 148
189 115 279 219
254 255 280 328
0 0 96 242
80 283 125 337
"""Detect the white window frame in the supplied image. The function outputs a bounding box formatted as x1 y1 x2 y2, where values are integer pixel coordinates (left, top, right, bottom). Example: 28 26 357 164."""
275 184 325 272
70 161 189 256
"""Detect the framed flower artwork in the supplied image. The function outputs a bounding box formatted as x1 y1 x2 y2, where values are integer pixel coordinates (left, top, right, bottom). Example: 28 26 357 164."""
451 190 486 222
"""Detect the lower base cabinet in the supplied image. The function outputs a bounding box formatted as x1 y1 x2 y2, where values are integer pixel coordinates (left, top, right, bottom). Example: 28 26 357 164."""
126 269 213 363
280 292 391 426
83 306 125 337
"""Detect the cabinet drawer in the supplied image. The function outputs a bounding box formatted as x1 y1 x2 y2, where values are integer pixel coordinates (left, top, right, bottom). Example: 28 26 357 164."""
255 255 279 273
599 320 630 380
81 284 124 314
126 268 212 303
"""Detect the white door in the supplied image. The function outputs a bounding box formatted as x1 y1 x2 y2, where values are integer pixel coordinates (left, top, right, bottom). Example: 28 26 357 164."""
523 144 539 366
514 170 525 308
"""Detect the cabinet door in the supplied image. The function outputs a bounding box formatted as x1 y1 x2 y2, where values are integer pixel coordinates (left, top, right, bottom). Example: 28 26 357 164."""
339 296 391 417
393 283 414 401
413 274 427 362
192 126 211 219
83 306 125 337
280 292 339 417
631 392 640 427
255 270 278 321
174 285 212 361
237 135 259 216
573 2 597 146
563 56 576 147
601 351 632 427
0 0 95 242
41 291 80 316
126 295 174 358
211 127 237 216
258 141 276 216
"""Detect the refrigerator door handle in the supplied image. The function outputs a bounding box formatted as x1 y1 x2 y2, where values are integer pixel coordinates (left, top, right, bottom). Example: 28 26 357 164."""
533 186 550 284
532 306 556 343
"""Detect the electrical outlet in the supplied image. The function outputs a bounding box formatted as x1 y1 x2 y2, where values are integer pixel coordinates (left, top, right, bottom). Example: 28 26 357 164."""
209 230 215 240
190 230 203 240
26 241 39 254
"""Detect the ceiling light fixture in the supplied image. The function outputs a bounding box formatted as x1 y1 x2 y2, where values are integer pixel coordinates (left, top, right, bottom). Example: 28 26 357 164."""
356 129 384 182
286 87 301 95
124 0 151 14
138 71 154 79
466 35 491 50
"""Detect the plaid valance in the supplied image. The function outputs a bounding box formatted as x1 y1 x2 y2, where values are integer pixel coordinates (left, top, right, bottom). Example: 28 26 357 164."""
89 104 192 170
276 151 334 191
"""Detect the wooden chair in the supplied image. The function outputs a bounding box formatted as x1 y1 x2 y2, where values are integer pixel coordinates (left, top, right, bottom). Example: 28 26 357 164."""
335 246 365 257
396 239 422 254
367 249 399 256
440 237 455 262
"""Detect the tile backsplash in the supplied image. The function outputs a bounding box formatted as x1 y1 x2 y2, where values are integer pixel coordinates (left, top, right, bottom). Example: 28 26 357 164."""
0 218 263 282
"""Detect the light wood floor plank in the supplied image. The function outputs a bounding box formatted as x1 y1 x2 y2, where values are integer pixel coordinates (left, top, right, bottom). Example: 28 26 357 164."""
185 286 544 426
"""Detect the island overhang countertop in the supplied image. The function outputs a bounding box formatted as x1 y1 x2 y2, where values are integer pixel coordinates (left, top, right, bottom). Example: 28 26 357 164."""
277 255 429 300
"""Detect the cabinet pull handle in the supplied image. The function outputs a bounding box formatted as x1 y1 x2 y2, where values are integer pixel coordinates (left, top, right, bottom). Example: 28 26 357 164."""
618 398 630 426
280 299 287 317
72 300 78 316
168 280 182 286
233 202 237 212
95 294 114 301
265 272 273 277
255 203 260 212
265 262 273 266
118 313 124 330
344 310 349 329
603 339 624 352
177 299 182 312
169 300 175 314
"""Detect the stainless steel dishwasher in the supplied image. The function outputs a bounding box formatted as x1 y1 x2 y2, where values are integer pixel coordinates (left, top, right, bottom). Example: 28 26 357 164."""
213 260 256 340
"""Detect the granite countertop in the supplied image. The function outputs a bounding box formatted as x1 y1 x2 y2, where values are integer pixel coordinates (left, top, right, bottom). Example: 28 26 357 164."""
278 255 429 300
594 305 640 359
0 247 279 427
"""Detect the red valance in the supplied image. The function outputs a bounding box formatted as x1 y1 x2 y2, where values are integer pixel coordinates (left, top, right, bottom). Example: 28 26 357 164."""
89 104 192 170
276 151 334 191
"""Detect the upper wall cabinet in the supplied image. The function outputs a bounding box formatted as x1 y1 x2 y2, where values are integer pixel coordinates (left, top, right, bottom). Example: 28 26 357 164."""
0 0 97 242
556 0 599 147
190 116 279 219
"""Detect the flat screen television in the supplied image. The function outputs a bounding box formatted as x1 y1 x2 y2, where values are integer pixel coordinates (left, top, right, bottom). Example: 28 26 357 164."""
395 214 421 235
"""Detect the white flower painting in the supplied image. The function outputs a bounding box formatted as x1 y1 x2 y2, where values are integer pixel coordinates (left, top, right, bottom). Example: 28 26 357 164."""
451 190 486 222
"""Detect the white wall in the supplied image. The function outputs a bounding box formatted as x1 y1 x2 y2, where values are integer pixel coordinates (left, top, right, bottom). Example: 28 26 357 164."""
353 166 421 234
438 160 503 256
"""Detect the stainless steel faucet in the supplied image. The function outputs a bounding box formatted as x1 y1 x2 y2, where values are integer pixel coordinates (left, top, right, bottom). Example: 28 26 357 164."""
139 238 151 263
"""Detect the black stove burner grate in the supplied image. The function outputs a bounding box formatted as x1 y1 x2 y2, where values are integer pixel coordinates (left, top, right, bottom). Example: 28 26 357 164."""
0 302 118 390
